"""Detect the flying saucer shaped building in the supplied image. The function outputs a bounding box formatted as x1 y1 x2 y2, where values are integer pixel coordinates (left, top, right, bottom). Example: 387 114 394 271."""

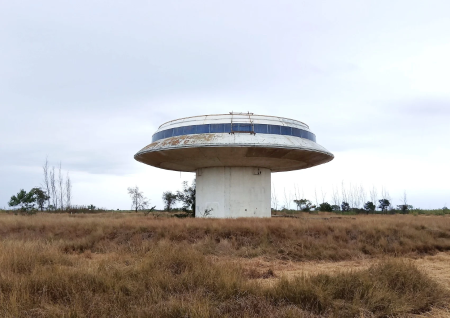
134 113 333 218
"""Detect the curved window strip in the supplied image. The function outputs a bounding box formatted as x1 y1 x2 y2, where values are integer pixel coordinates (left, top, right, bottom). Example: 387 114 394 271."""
152 123 316 143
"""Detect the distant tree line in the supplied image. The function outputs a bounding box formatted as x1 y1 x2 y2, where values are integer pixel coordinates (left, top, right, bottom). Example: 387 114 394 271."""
162 181 196 217
273 182 447 215
124 181 195 217
8 158 73 214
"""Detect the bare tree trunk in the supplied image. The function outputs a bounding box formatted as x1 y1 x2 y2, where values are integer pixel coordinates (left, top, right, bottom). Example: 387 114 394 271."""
370 185 377 208
352 184 360 209
347 183 355 208
320 187 327 204
65 172 72 209
42 157 51 209
271 183 278 211
50 166 58 209
331 185 340 207
58 163 65 210
134 187 138 212
381 186 391 213
359 184 366 208
283 188 291 210
293 184 299 208
314 187 318 208
341 181 348 206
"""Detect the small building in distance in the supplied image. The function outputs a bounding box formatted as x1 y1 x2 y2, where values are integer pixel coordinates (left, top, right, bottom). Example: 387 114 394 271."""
134 112 334 218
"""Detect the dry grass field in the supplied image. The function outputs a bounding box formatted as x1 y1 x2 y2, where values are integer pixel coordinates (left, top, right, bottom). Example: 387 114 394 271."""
0 212 449 317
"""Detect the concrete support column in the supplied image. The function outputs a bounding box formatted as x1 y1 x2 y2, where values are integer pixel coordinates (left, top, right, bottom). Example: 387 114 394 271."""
195 167 271 218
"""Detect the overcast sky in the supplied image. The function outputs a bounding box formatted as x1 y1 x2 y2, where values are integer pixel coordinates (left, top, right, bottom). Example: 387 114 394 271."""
1 0 449 210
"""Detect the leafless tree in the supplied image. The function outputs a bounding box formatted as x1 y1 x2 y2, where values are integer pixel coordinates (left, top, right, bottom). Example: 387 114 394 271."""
65 172 72 209
314 187 319 207
381 186 392 211
341 181 348 206
359 184 366 207
320 187 327 204
293 184 299 201
271 183 279 211
381 186 391 201
42 157 51 209
352 184 365 209
293 184 304 210
331 185 342 206
347 183 355 208
369 185 378 207
43 158 72 210
283 188 291 210
58 163 65 210
50 166 58 209
127 186 149 213
293 184 298 209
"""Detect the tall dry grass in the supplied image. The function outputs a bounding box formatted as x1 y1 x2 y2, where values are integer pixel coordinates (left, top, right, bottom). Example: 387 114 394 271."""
0 240 447 317
0 213 449 261
0 213 449 317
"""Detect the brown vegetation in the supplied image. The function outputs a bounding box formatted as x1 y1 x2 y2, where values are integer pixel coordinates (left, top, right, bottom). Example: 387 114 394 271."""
0 213 449 317
0 213 449 261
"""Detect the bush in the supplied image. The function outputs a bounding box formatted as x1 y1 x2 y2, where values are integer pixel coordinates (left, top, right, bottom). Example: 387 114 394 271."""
268 260 448 316
318 202 333 212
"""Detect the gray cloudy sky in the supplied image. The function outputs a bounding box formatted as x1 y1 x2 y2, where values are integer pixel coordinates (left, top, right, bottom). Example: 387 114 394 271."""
1 0 449 210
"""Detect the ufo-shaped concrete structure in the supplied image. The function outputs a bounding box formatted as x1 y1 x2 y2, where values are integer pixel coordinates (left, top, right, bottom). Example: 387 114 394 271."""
134 113 333 218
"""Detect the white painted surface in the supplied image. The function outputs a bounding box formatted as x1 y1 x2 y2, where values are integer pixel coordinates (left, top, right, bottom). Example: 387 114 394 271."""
135 132 333 172
135 113 334 218
196 167 271 218
157 113 310 131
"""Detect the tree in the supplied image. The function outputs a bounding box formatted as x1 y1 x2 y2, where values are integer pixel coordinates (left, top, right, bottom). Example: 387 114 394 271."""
8 189 36 212
318 202 333 212
363 201 376 214
30 188 50 211
272 183 279 211
65 172 72 209
397 191 411 214
50 166 58 209
378 199 390 213
176 181 196 216
162 191 178 211
341 201 350 212
397 204 413 214
43 158 72 210
331 204 341 212
42 157 51 209
127 186 149 213
293 199 313 211
58 163 65 210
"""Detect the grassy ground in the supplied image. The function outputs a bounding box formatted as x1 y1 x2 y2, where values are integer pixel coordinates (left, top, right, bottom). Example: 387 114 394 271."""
0 213 449 317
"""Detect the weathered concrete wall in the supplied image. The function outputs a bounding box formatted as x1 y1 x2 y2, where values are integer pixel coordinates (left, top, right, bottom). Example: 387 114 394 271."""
196 167 271 218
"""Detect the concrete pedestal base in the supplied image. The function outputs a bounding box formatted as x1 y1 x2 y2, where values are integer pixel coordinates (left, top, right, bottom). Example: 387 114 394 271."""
195 167 271 218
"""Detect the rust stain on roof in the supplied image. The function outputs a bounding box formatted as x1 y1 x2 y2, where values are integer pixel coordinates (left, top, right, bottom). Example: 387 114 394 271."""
140 134 218 152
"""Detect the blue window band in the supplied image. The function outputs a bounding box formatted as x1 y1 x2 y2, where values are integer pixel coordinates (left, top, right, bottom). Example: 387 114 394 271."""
152 123 316 143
